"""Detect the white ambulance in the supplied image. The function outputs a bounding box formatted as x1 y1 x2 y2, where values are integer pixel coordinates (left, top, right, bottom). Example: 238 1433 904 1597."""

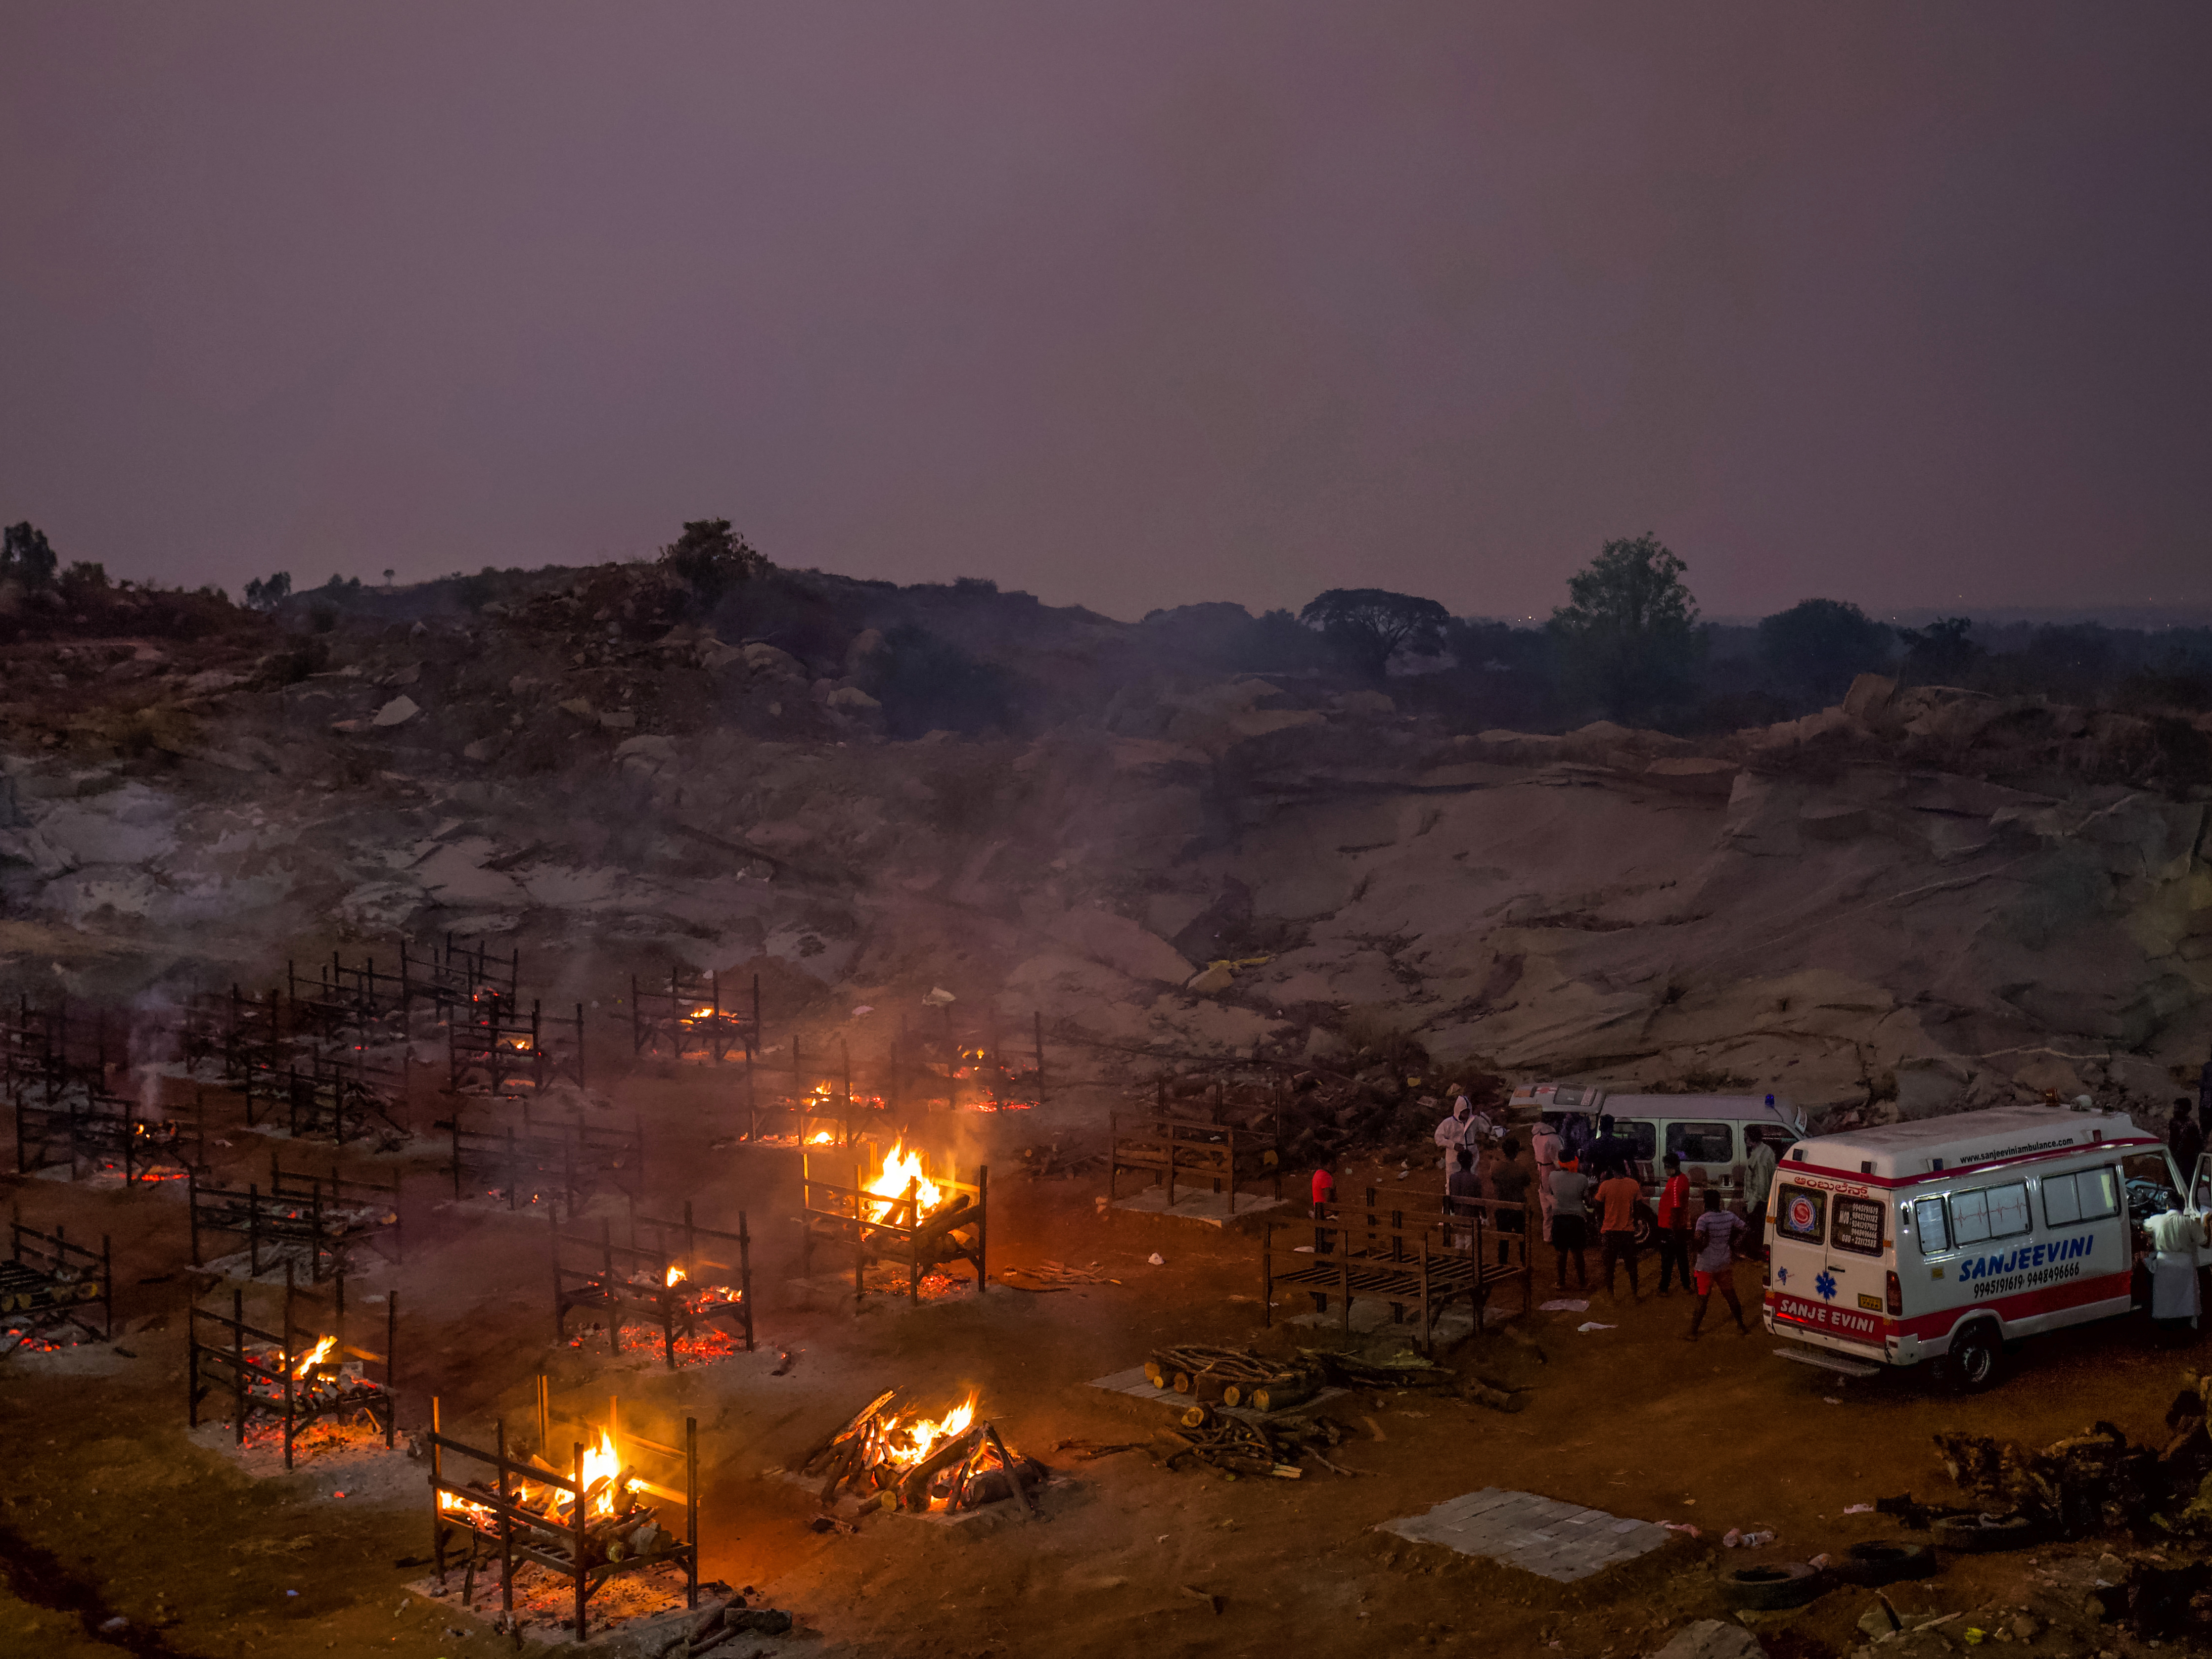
1761 1104 2212 1389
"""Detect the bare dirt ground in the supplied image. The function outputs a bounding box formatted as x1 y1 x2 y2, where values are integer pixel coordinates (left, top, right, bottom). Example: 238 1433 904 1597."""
2 1058 2205 1659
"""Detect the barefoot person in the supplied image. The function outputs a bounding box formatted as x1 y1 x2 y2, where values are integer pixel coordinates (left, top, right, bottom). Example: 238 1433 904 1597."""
1687 1189 1749 1338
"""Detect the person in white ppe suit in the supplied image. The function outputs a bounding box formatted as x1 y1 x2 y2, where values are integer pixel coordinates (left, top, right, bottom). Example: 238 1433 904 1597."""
1435 1095 1486 1172
2147 1203 2206 1334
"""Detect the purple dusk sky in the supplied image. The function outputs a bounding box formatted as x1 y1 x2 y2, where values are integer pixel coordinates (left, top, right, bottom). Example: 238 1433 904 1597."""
3 4 2208 622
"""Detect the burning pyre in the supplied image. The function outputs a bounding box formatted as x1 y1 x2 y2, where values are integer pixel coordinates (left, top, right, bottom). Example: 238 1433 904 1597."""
437 1427 677 1566
800 1390 1042 1515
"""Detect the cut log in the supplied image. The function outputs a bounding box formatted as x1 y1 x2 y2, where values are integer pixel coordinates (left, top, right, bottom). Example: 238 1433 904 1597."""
797 1389 896 1471
1250 1381 1315 1414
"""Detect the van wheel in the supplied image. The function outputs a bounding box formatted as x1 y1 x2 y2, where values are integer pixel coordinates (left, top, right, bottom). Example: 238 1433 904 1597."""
1946 1324 2000 1391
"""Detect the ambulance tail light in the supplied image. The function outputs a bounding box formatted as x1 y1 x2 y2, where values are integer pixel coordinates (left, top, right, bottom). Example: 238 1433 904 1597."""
1886 1270 1902 1316
1762 1256 1771 1290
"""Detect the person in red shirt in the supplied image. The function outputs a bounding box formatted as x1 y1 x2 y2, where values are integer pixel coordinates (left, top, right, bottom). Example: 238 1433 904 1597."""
1595 1163 1643 1302
1311 1161 1336 1255
1654 1153 1693 1295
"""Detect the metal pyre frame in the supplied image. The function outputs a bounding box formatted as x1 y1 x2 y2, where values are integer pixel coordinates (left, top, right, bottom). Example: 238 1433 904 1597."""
1262 1187 1532 1353
447 1107 644 1219
13 1083 202 1184
188 1155 404 1283
1 1207 111 1350
1108 1109 1283 1209
800 1150 987 1305
630 968 756 1065
550 1205 753 1369
187 1270 399 1469
428 1393 698 1641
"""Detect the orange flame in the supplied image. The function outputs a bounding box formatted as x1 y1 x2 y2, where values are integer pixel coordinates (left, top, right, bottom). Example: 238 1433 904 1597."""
863 1141 943 1221
294 1335 336 1377
806 1129 836 1145
580 1428 625 1516
665 1264 685 1288
878 1393 977 1469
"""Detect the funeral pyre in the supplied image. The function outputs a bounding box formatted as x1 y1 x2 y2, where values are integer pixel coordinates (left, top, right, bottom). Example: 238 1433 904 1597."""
436 1426 679 1567
799 1390 1042 1515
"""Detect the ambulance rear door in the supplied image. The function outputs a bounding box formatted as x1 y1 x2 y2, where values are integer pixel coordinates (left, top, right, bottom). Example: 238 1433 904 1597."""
2194 1153 2212 1269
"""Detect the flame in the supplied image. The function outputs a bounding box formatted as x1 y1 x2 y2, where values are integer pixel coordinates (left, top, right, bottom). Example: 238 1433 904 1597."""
294 1335 336 1377
878 1393 977 1469
806 1129 836 1145
580 1427 625 1516
863 1141 942 1221
665 1264 685 1288
438 1489 495 1522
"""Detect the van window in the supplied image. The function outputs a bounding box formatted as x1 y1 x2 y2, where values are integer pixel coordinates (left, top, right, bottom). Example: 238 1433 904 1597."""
1614 1121 1657 1163
1832 1195 1884 1256
2041 1169 2119 1228
1952 1181 2030 1246
1913 1197 1951 1254
1666 1122 1732 1165
1776 1184 1826 1244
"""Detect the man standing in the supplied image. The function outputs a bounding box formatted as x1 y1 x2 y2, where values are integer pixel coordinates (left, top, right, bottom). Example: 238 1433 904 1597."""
1654 1153 1693 1295
1687 1190 1750 1338
1531 1117 1563 1243
1447 1147 1482 1250
1490 1135 1532 1268
1549 1155 1590 1291
1596 1163 1643 1301
1743 1126 1778 1256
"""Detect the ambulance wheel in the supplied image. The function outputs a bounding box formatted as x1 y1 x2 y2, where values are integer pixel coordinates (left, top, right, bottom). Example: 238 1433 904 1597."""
1718 1561 1823 1611
1829 1541 1937 1586
1945 1323 2000 1391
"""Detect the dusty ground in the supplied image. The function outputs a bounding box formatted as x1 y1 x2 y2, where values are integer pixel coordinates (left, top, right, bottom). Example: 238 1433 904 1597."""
2 1059 2206 1659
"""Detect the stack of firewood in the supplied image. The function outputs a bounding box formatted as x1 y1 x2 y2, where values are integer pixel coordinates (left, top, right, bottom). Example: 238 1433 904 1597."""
797 1391 1041 1518
1144 1345 1320 1414
1152 1405 1357 1480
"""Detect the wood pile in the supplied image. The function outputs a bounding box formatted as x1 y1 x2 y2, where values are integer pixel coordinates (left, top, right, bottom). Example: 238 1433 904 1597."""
1151 1405 1358 1480
796 1391 1040 1517
1301 1347 1530 1414
1143 1345 1316 1412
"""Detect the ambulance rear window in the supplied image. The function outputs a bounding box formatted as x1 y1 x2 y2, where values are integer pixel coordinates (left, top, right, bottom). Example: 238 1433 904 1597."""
1832 1195 1884 1256
1776 1184 1825 1244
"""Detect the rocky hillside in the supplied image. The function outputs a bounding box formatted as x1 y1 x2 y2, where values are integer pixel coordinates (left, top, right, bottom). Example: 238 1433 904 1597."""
1 560 2207 1131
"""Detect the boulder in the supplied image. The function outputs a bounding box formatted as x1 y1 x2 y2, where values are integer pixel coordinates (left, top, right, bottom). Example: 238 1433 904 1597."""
743 641 803 676
1046 906 1194 986
827 685 882 713
371 696 419 728
1843 673 1896 723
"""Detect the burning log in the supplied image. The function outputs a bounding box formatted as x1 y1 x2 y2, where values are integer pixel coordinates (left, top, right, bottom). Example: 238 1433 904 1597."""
796 1390 1041 1516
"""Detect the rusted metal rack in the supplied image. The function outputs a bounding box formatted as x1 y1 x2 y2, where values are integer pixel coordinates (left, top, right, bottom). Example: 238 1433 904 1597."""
187 1271 399 1468
13 1085 201 1183
630 969 755 1065
883 1008 1045 1113
428 1394 698 1641
242 1060 406 1147
447 1109 644 1218
449 993 586 1096
0 994 117 1101
2 1206 111 1347
188 1156 404 1282
1262 1187 1531 1351
800 1150 987 1305
549 1205 752 1370
1107 1109 1283 1209
406 933 520 1016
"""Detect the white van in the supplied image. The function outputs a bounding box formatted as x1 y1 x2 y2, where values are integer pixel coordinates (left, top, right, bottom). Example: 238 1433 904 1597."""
1507 1083 1807 1226
1761 1104 2212 1388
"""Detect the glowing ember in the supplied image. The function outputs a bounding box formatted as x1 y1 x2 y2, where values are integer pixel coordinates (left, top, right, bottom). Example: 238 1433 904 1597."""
863 1141 942 1221
664 1264 685 1288
878 1393 977 1469
806 1129 836 1145
294 1335 336 1377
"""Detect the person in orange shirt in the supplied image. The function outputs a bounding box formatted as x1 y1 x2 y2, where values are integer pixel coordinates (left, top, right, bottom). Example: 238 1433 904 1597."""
1654 1153 1693 1295
1595 1162 1643 1302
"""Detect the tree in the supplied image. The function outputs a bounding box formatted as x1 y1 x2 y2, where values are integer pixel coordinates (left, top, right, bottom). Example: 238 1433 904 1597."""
2 522 58 589
1757 598 1893 704
660 519 764 605
1547 533 1704 717
242 572 292 611
1896 616 1981 685
1298 588 1450 680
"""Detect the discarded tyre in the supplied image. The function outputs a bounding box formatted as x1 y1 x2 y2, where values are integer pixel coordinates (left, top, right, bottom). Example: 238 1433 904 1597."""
1827 1541 1937 1586
1931 1512 2037 1553
1719 1561 1824 1611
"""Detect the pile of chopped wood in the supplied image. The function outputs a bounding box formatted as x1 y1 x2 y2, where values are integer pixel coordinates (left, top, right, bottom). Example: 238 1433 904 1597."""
1301 1347 1530 1414
1153 1405 1359 1480
1145 1345 1317 1413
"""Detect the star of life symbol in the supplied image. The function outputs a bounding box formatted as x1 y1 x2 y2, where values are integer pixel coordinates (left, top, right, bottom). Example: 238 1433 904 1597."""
1814 1270 1837 1302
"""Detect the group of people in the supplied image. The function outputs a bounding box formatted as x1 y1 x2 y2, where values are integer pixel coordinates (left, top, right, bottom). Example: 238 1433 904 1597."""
1404 1096 1768 1340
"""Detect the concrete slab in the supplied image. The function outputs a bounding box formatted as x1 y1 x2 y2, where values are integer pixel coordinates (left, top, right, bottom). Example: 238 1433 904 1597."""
1110 1187 1288 1227
1379 1487 1673 1583
1086 1365 1346 1424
